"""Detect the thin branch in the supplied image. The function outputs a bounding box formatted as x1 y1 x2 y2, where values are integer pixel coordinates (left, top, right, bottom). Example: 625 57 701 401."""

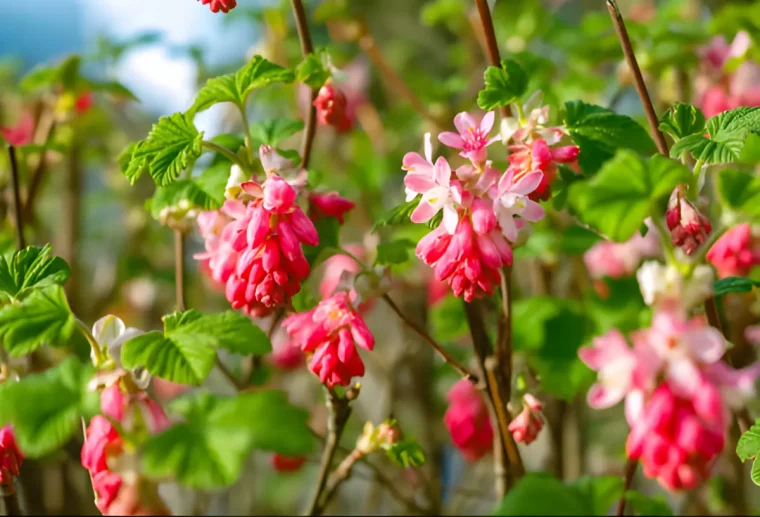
22 120 57 223
320 448 363 510
174 230 186 312
307 389 351 516
383 294 478 383
290 0 318 169
1 483 22 516
616 459 637 516
606 0 668 155
201 140 247 169
6 147 25 250
358 29 444 128
215 357 246 391
472 0 511 118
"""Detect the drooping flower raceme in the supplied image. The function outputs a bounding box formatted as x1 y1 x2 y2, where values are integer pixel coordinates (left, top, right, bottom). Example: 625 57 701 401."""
282 291 374 388
196 175 319 317
444 379 493 462
665 186 712 255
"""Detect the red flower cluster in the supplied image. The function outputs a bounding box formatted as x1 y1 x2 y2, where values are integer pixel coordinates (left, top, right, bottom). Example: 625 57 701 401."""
443 379 493 462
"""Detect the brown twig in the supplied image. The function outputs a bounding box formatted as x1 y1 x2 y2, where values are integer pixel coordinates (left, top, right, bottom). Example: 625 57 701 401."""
616 459 638 516
290 0 317 169
383 294 478 383
358 30 444 129
307 389 352 516
320 448 363 510
215 357 246 391
1 484 22 516
22 121 57 223
606 0 668 155
463 300 524 496
174 230 186 312
6 147 25 250
472 0 511 118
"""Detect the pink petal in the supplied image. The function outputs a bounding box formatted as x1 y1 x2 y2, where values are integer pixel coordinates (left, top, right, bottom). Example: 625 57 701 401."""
511 171 544 196
520 200 545 222
587 383 626 409
402 152 432 172
404 173 436 193
443 205 459 234
685 328 726 364
434 157 451 186
438 132 464 149
480 111 495 134
453 112 478 136
410 201 436 224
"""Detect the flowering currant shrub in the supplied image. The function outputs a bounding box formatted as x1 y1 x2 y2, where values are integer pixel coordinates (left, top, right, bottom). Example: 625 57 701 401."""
4 0 760 515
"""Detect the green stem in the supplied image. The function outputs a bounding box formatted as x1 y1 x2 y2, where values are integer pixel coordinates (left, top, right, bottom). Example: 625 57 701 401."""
201 140 247 170
649 213 677 265
237 104 255 164
76 318 103 366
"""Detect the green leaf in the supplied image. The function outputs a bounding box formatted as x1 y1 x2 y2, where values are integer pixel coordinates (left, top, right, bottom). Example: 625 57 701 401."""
564 101 656 174
512 298 593 400
0 286 77 357
375 239 416 266
624 490 673 516
568 151 691 242
737 419 760 461
714 276 760 297
304 216 340 268
128 113 204 186
142 390 315 489
190 55 294 114
670 107 760 164
19 56 82 93
658 103 705 139
385 440 426 468
494 473 591 516
571 476 623 516
86 79 139 102
148 174 225 220
0 357 98 457
249 119 304 146
716 168 760 218
477 60 528 111
371 197 420 232
752 456 760 486
0 244 70 298
121 310 271 384
296 54 330 89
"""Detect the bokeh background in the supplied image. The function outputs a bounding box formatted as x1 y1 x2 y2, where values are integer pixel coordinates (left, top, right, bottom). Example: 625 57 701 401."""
1 0 759 515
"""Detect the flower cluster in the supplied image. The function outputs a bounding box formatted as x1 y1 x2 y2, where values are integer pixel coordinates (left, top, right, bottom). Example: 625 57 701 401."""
198 0 236 14
404 108 576 301
443 379 493 462
282 291 374 387
196 148 355 317
508 394 544 445
665 185 711 255
579 307 760 490
696 31 760 118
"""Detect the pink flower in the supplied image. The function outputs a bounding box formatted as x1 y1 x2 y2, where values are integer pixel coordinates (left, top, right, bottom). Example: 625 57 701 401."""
194 204 240 287
403 133 436 203
0 426 22 486
666 186 711 255
198 0 236 13
583 221 661 280
579 329 656 411
75 91 94 114
508 394 544 445
0 113 34 147
81 416 123 476
100 385 170 436
439 111 498 164
626 382 725 491
271 329 305 371
492 168 545 242
314 80 352 132
270 454 307 472
506 139 578 202
92 470 123 514
416 216 511 302
201 176 318 317
707 223 760 278
405 156 459 234
283 291 374 387
309 192 355 224
444 379 493 462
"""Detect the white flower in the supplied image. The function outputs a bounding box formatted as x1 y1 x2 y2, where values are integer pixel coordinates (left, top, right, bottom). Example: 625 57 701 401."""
636 261 714 310
91 315 150 389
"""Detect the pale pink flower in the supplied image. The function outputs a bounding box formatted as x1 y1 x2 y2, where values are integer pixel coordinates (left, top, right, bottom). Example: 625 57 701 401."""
282 291 374 388
402 133 435 203
444 379 493 462
439 111 499 164
491 168 545 243
506 139 578 202
666 186 711 255
707 223 760 278
405 156 459 234
508 394 544 445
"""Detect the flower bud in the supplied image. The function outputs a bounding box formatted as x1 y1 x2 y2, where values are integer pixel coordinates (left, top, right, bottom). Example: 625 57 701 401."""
666 185 711 255
313 80 352 131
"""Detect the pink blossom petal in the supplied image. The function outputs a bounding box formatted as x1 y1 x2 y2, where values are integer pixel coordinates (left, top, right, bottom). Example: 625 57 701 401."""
434 157 451 186
438 132 465 149
511 171 544 196
587 382 626 409
410 202 436 224
404 173 437 193
480 111 495 134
